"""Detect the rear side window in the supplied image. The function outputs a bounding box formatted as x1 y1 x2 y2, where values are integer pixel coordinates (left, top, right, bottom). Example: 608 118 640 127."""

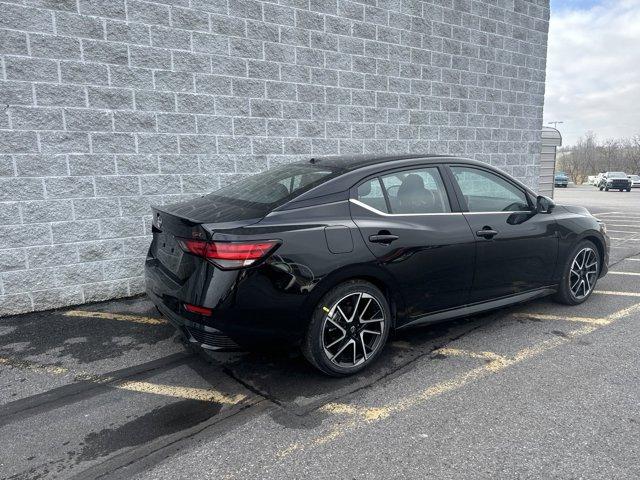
356 178 389 213
380 167 451 214
209 163 337 207
355 167 451 214
451 166 530 212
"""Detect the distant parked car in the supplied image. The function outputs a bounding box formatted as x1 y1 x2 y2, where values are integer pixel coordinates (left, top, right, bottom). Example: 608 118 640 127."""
594 173 605 187
598 172 632 192
628 174 640 188
554 172 569 188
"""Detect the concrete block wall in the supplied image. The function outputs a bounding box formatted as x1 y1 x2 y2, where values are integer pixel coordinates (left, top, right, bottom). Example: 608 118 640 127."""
0 0 549 316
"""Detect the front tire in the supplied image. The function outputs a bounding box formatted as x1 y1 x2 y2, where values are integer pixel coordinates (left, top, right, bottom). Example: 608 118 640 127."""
302 280 391 377
554 240 600 305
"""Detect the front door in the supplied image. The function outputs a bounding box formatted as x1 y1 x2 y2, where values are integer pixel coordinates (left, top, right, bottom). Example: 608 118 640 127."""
349 165 476 322
447 165 559 303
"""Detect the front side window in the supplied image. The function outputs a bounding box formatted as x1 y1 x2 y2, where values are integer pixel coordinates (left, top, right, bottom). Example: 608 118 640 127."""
451 166 530 212
380 167 451 214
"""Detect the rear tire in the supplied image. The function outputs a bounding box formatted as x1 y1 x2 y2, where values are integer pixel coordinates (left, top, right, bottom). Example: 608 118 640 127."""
599 186 604 191
302 280 390 377
627 188 631 192
554 240 600 305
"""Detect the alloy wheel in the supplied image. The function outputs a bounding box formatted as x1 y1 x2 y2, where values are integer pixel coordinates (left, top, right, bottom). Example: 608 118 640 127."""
569 247 598 299
322 292 386 369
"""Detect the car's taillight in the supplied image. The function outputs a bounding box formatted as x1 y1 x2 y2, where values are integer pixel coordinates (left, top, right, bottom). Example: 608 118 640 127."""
184 303 213 316
178 239 280 269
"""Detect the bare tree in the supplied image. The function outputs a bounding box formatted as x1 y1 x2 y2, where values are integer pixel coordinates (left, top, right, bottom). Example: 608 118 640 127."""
557 132 640 184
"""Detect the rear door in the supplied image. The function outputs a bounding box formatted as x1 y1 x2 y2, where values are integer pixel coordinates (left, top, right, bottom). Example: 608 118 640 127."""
446 164 559 302
349 165 476 321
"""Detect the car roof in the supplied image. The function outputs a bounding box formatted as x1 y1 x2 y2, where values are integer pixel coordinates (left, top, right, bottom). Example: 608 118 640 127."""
308 153 460 171
277 153 536 211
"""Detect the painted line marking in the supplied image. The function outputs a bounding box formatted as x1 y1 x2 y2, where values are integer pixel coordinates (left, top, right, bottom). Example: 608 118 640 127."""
0 356 71 376
610 238 640 242
0 357 246 406
320 403 391 422
608 271 640 276
64 310 166 325
607 230 638 234
114 380 246 405
513 312 610 326
592 211 622 216
625 258 640 262
594 290 640 297
433 347 508 364
275 302 640 459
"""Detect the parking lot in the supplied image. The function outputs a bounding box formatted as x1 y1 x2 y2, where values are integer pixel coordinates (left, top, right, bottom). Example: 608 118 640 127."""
1 185 639 479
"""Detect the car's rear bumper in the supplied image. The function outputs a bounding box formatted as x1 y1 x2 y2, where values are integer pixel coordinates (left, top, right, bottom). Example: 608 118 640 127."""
147 288 242 351
144 255 311 349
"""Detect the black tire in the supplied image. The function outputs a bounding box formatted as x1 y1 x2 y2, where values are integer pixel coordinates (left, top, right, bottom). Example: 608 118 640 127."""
599 186 604 191
554 240 600 305
302 280 391 377
627 188 631 192
605 186 609 191
619 189 624 192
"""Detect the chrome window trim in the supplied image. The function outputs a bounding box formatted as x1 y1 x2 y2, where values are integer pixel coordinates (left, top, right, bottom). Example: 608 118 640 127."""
349 198 462 217
464 210 535 215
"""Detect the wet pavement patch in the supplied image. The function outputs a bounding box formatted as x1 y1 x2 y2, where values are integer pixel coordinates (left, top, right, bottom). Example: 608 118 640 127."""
75 399 223 462
0 311 175 365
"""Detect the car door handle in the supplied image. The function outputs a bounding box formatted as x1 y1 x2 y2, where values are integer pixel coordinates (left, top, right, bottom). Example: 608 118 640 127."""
476 228 499 239
369 234 399 244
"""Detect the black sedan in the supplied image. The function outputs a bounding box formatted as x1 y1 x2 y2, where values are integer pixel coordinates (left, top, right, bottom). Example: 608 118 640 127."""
145 154 610 376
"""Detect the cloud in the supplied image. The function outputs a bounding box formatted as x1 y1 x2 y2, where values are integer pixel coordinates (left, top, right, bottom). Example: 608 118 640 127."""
544 0 640 145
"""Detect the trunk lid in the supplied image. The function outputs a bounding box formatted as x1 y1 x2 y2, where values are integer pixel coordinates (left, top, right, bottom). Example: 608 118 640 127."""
150 196 266 280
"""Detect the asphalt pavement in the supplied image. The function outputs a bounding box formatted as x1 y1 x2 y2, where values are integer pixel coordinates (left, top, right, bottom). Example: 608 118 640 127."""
1 185 639 479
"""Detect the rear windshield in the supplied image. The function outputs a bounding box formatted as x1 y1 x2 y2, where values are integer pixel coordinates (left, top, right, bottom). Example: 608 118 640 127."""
207 163 338 208
608 172 627 178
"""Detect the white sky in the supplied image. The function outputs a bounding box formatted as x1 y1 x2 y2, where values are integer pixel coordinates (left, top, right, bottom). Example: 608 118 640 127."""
543 0 640 145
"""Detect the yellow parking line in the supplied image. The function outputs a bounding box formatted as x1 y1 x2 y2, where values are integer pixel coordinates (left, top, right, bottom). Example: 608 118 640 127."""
0 357 245 406
0 356 70 376
626 258 640 262
276 302 640 459
607 230 637 233
320 402 390 422
512 312 610 326
610 238 640 242
608 271 640 276
433 347 508 363
115 380 246 405
64 310 166 325
594 290 640 297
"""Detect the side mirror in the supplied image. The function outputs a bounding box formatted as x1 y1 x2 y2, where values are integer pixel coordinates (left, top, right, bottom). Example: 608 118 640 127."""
536 195 555 214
